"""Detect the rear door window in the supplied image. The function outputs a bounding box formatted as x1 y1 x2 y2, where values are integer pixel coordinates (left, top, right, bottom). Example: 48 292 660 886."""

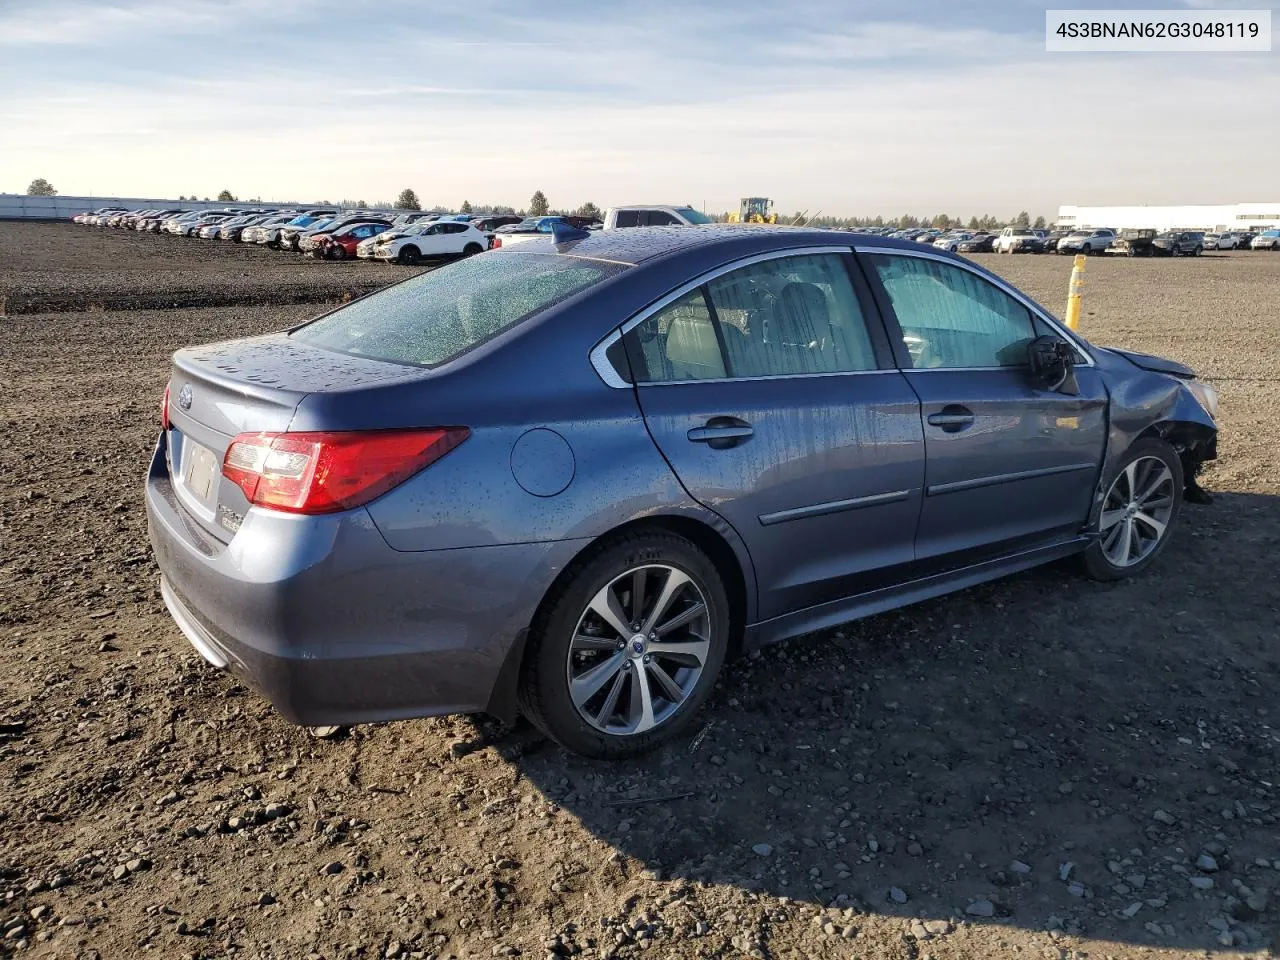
292 252 622 367
706 253 878 376
640 211 679 226
625 290 725 381
613 210 641 228
622 253 880 382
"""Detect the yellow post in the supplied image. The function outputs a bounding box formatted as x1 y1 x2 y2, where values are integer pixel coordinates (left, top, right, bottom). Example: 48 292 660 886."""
1064 254 1086 330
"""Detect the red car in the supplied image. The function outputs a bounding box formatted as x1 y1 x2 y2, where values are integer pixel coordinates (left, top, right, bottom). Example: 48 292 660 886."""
313 221 392 260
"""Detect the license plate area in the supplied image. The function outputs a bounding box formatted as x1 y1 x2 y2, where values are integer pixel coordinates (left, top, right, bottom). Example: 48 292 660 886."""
181 438 219 508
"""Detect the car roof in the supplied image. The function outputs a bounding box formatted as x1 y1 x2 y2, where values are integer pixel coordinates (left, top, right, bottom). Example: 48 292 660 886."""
492 223 929 266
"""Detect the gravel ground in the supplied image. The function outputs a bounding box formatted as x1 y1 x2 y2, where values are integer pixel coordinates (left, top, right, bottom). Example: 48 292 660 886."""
0 221 426 315
1 229 1278 960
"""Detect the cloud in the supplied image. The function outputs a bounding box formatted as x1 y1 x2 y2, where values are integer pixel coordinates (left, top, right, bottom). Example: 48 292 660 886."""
0 0 318 45
0 1 1277 216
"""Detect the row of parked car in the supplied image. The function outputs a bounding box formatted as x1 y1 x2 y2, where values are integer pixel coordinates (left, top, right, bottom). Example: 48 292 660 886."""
68 205 1280 262
71 205 608 264
851 223 1280 256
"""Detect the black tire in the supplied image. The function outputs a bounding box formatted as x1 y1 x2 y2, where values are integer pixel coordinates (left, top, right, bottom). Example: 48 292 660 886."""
463 242 484 256
398 245 420 265
1082 438 1183 582
329 244 347 261
518 530 731 759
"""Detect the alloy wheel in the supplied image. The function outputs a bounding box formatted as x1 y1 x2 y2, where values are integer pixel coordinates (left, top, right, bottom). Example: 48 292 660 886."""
565 564 711 736
1099 456 1176 567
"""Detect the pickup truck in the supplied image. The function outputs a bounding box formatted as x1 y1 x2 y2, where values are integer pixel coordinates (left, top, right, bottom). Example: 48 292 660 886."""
603 205 714 228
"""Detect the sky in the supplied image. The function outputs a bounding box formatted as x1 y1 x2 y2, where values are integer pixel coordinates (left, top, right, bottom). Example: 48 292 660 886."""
1 0 1277 219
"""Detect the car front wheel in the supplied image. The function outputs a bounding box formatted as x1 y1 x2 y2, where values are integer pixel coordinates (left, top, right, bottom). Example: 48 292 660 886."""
518 531 730 758
1082 438 1183 581
398 245 420 265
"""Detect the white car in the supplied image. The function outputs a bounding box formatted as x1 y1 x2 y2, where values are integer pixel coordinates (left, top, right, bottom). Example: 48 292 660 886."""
994 227 1042 254
1058 229 1115 255
357 221 489 264
1250 230 1280 251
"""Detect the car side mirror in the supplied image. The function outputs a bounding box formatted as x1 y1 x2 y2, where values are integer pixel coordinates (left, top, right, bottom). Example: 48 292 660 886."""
1028 334 1079 395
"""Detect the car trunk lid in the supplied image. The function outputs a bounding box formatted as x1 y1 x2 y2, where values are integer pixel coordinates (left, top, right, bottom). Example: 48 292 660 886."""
164 331 425 542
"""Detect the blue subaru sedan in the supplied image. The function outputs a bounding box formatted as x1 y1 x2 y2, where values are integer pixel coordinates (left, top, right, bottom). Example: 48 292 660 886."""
146 225 1218 758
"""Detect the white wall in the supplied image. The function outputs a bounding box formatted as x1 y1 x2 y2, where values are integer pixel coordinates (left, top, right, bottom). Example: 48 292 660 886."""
0 194 265 220
0 194 408 220
1056 203 1280 231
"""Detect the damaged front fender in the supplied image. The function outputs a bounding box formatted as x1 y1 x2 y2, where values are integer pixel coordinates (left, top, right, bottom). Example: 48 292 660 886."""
1090 346 1218 522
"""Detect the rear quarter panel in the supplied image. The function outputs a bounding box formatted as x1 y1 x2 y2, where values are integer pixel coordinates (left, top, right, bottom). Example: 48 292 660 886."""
287 252 774 615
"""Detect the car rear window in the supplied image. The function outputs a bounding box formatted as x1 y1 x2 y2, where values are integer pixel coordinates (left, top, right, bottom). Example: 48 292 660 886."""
291 252 623 367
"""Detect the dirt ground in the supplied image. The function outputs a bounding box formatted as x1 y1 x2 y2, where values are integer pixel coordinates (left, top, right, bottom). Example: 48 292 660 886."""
1 225 1277 960
0 221 423 315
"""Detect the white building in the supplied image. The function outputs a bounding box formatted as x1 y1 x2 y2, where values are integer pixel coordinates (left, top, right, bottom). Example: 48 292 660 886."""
1056 202 1280 232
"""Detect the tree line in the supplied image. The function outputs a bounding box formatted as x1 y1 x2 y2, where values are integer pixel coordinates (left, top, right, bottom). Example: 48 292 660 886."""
758 210 1048 230
23 177 1049 229
395 188 601 220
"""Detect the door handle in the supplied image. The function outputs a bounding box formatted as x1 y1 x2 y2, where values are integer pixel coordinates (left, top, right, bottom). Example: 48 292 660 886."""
687 418 753 448
926 406 975 433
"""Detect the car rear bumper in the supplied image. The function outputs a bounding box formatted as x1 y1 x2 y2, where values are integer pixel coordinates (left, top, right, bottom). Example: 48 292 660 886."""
145 434 587 726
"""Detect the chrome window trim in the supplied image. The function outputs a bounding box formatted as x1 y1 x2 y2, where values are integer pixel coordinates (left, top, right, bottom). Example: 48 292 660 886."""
588 245 878 389
638 368 897 387
853 244 1096 368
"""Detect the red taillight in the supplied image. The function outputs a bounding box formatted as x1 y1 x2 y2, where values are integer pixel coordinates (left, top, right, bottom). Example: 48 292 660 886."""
161 384 170 431
492 236 502 248
221 428 469 514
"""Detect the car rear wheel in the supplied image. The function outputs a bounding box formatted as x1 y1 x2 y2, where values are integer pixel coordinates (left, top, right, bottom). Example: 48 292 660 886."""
398 245 420 265
518 531 730 758
463 242 484 256
1082 438 1183 581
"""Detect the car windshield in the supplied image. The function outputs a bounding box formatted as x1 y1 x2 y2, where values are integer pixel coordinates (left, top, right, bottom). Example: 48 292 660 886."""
1012 229 1034 236
672 207 714 224
291 252 624 367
